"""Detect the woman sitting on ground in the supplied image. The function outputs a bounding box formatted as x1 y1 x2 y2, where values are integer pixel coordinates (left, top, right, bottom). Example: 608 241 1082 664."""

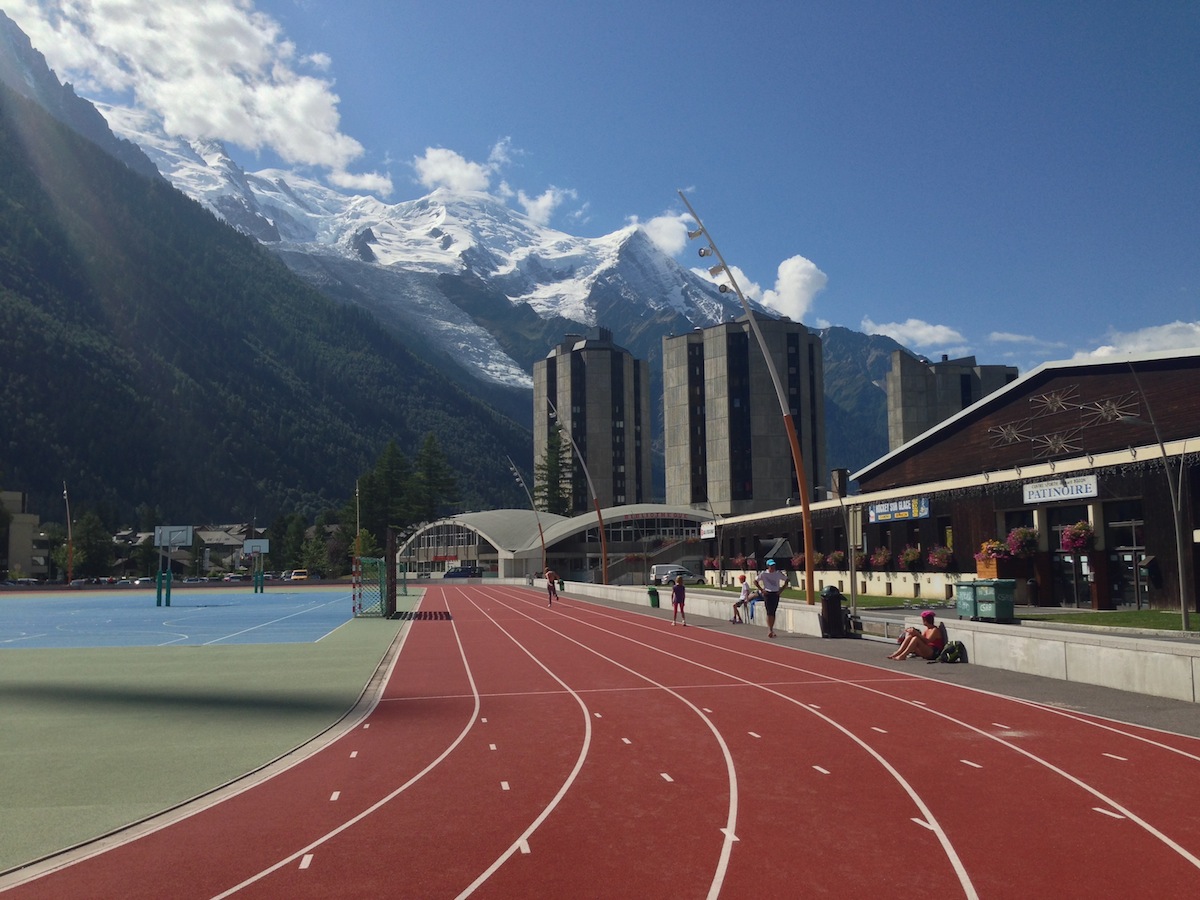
888 609 946 660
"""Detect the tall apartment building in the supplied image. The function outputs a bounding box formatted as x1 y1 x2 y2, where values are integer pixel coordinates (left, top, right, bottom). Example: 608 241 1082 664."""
887 351 1019 450
532 329 652 512
663 317 826 518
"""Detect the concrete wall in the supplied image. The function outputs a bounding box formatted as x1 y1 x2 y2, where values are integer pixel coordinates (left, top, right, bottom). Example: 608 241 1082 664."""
494 578 1200 705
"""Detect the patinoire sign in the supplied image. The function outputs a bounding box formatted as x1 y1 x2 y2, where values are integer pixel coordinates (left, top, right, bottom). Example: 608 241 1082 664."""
1023 475 1098 504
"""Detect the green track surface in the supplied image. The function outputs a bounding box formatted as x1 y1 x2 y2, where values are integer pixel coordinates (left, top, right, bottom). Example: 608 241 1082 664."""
0 617 405 872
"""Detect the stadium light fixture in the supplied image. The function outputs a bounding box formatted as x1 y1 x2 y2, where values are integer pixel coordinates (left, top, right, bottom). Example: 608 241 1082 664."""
678 189 817 604
1118 362 1190 631
546 398 609 585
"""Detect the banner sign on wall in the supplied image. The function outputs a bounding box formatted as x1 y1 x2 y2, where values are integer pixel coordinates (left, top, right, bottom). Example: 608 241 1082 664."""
1023 475 1098 504
868 497 930 523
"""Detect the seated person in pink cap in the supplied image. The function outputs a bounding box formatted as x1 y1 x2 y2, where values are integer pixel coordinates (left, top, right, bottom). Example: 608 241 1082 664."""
888 609 946 660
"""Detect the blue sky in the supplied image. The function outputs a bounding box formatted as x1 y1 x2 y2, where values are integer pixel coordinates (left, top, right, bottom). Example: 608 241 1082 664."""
9 0 1200 372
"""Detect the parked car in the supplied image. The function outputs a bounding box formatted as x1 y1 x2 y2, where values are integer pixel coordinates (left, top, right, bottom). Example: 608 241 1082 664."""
443 566 482 578
650 564 703 585
289 569 309 581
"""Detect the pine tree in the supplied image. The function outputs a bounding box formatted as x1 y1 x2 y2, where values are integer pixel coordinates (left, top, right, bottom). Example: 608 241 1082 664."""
534 428 573 516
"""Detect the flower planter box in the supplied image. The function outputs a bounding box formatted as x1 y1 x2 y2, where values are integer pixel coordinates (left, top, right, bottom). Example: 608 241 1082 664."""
976 558 1030 579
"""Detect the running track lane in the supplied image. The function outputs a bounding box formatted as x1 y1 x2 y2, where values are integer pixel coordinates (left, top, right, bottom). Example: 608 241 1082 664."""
4 586 1200 897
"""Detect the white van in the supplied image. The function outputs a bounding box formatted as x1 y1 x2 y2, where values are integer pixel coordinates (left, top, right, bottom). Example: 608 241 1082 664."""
650 565 702 585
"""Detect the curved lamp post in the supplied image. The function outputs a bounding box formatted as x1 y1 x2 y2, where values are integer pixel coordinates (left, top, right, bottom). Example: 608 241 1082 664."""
62 481 73 585
1121 363 1190 632
508 455 547 576
546 398 609 584
678 191 817 604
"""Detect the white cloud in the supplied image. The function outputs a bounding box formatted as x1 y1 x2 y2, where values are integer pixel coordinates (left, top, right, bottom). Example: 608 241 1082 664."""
413 147 493 192
862 317 966 348
517 187 577 226
636 213 691 257
6 0 391 194
758 255 828 321
1071 321 1200 360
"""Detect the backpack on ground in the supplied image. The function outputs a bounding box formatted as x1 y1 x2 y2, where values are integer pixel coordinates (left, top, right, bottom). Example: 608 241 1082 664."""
935 640 967 664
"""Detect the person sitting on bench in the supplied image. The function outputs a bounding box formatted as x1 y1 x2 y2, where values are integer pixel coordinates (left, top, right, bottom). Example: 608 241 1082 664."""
888 609 946 660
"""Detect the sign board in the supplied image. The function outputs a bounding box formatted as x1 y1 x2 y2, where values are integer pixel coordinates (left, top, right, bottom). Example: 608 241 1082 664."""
700 521 717 540
1023 475 1098 504
243 539 269 555
154 525 194 549
868 497 929 523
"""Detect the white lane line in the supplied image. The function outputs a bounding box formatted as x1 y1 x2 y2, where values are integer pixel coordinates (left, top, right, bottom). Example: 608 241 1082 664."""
452 595 596 900
363 723 370 730
913 818 935 831
518 840 531 854
721 828 740 842
213 603 484 900
748 732 761 739
872 726 888 733
202 596 346 645
807 704 821 710
703 707 713 713
622 738 632 744
501 781 510 791
911 700 927 707
813 766 830 775
1094 808 1126 820
329 791 340 801
594 712 603 718
349 751 358 759
661 773 674 783
1103 753 1128 761
960 760 983 769
481 717 488 724
489 743 497 751
299 854 313 870
992 723 1011 729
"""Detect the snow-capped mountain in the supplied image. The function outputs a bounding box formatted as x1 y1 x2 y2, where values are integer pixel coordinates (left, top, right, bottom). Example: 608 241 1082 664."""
97 105 749 391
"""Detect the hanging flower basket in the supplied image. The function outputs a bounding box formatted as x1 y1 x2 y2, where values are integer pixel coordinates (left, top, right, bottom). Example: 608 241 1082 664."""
974 539 1010 562
898 546 922 571
926 545 953 570
1060 520 1095 553
824 550 846 571
1006 526 1039 559
869 546 892 569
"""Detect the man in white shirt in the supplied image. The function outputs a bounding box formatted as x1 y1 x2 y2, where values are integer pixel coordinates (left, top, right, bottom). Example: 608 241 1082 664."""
755 558 788 638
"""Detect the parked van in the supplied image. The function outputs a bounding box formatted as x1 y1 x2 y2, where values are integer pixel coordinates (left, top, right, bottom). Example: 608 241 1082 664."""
289 569 309 581
650 565 702 585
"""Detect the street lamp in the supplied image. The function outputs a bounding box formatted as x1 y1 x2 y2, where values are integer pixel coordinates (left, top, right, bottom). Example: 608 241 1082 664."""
1119 363 1190 631
546 398 608 584
62 481 73 585
679 190 817 604
508 455 547 576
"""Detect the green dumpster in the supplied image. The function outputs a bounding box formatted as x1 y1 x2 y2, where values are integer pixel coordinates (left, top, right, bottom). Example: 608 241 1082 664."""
975 579 1016 622
956 582 978 619
647 586 660 608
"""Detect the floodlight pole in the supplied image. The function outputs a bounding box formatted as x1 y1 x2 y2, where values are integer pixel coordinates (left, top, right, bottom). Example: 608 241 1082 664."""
1125 363 1190 632
546 398 608 584
508 455 548 575
678 191 817 604
62 481 73 585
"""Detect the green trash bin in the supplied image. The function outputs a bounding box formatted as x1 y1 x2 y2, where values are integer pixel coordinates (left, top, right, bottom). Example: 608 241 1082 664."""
647 586 660 608
976 579 1016 622
956 582 978 619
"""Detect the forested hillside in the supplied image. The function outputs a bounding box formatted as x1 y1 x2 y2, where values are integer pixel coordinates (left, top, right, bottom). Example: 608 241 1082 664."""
0 81 530 525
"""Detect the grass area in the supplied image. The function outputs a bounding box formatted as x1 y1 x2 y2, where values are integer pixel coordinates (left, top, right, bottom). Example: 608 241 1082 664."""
0 617 404 872
1018 608 1193 631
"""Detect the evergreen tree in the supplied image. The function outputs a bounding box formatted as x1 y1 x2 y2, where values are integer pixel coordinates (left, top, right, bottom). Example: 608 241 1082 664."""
534 428 573 516
412 432 458 522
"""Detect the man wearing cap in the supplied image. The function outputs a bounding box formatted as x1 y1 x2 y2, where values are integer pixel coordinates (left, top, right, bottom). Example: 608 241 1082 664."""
754 559 788 638
888 609 946 660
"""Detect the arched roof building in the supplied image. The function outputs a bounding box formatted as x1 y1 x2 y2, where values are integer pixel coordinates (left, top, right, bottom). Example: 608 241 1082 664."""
398 504 712 583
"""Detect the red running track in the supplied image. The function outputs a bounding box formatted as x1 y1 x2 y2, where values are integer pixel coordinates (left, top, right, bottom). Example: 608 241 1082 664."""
5 584 1200 898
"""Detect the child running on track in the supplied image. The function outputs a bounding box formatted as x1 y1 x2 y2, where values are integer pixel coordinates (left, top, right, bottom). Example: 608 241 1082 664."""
544 567 558 606
670 574 687 626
